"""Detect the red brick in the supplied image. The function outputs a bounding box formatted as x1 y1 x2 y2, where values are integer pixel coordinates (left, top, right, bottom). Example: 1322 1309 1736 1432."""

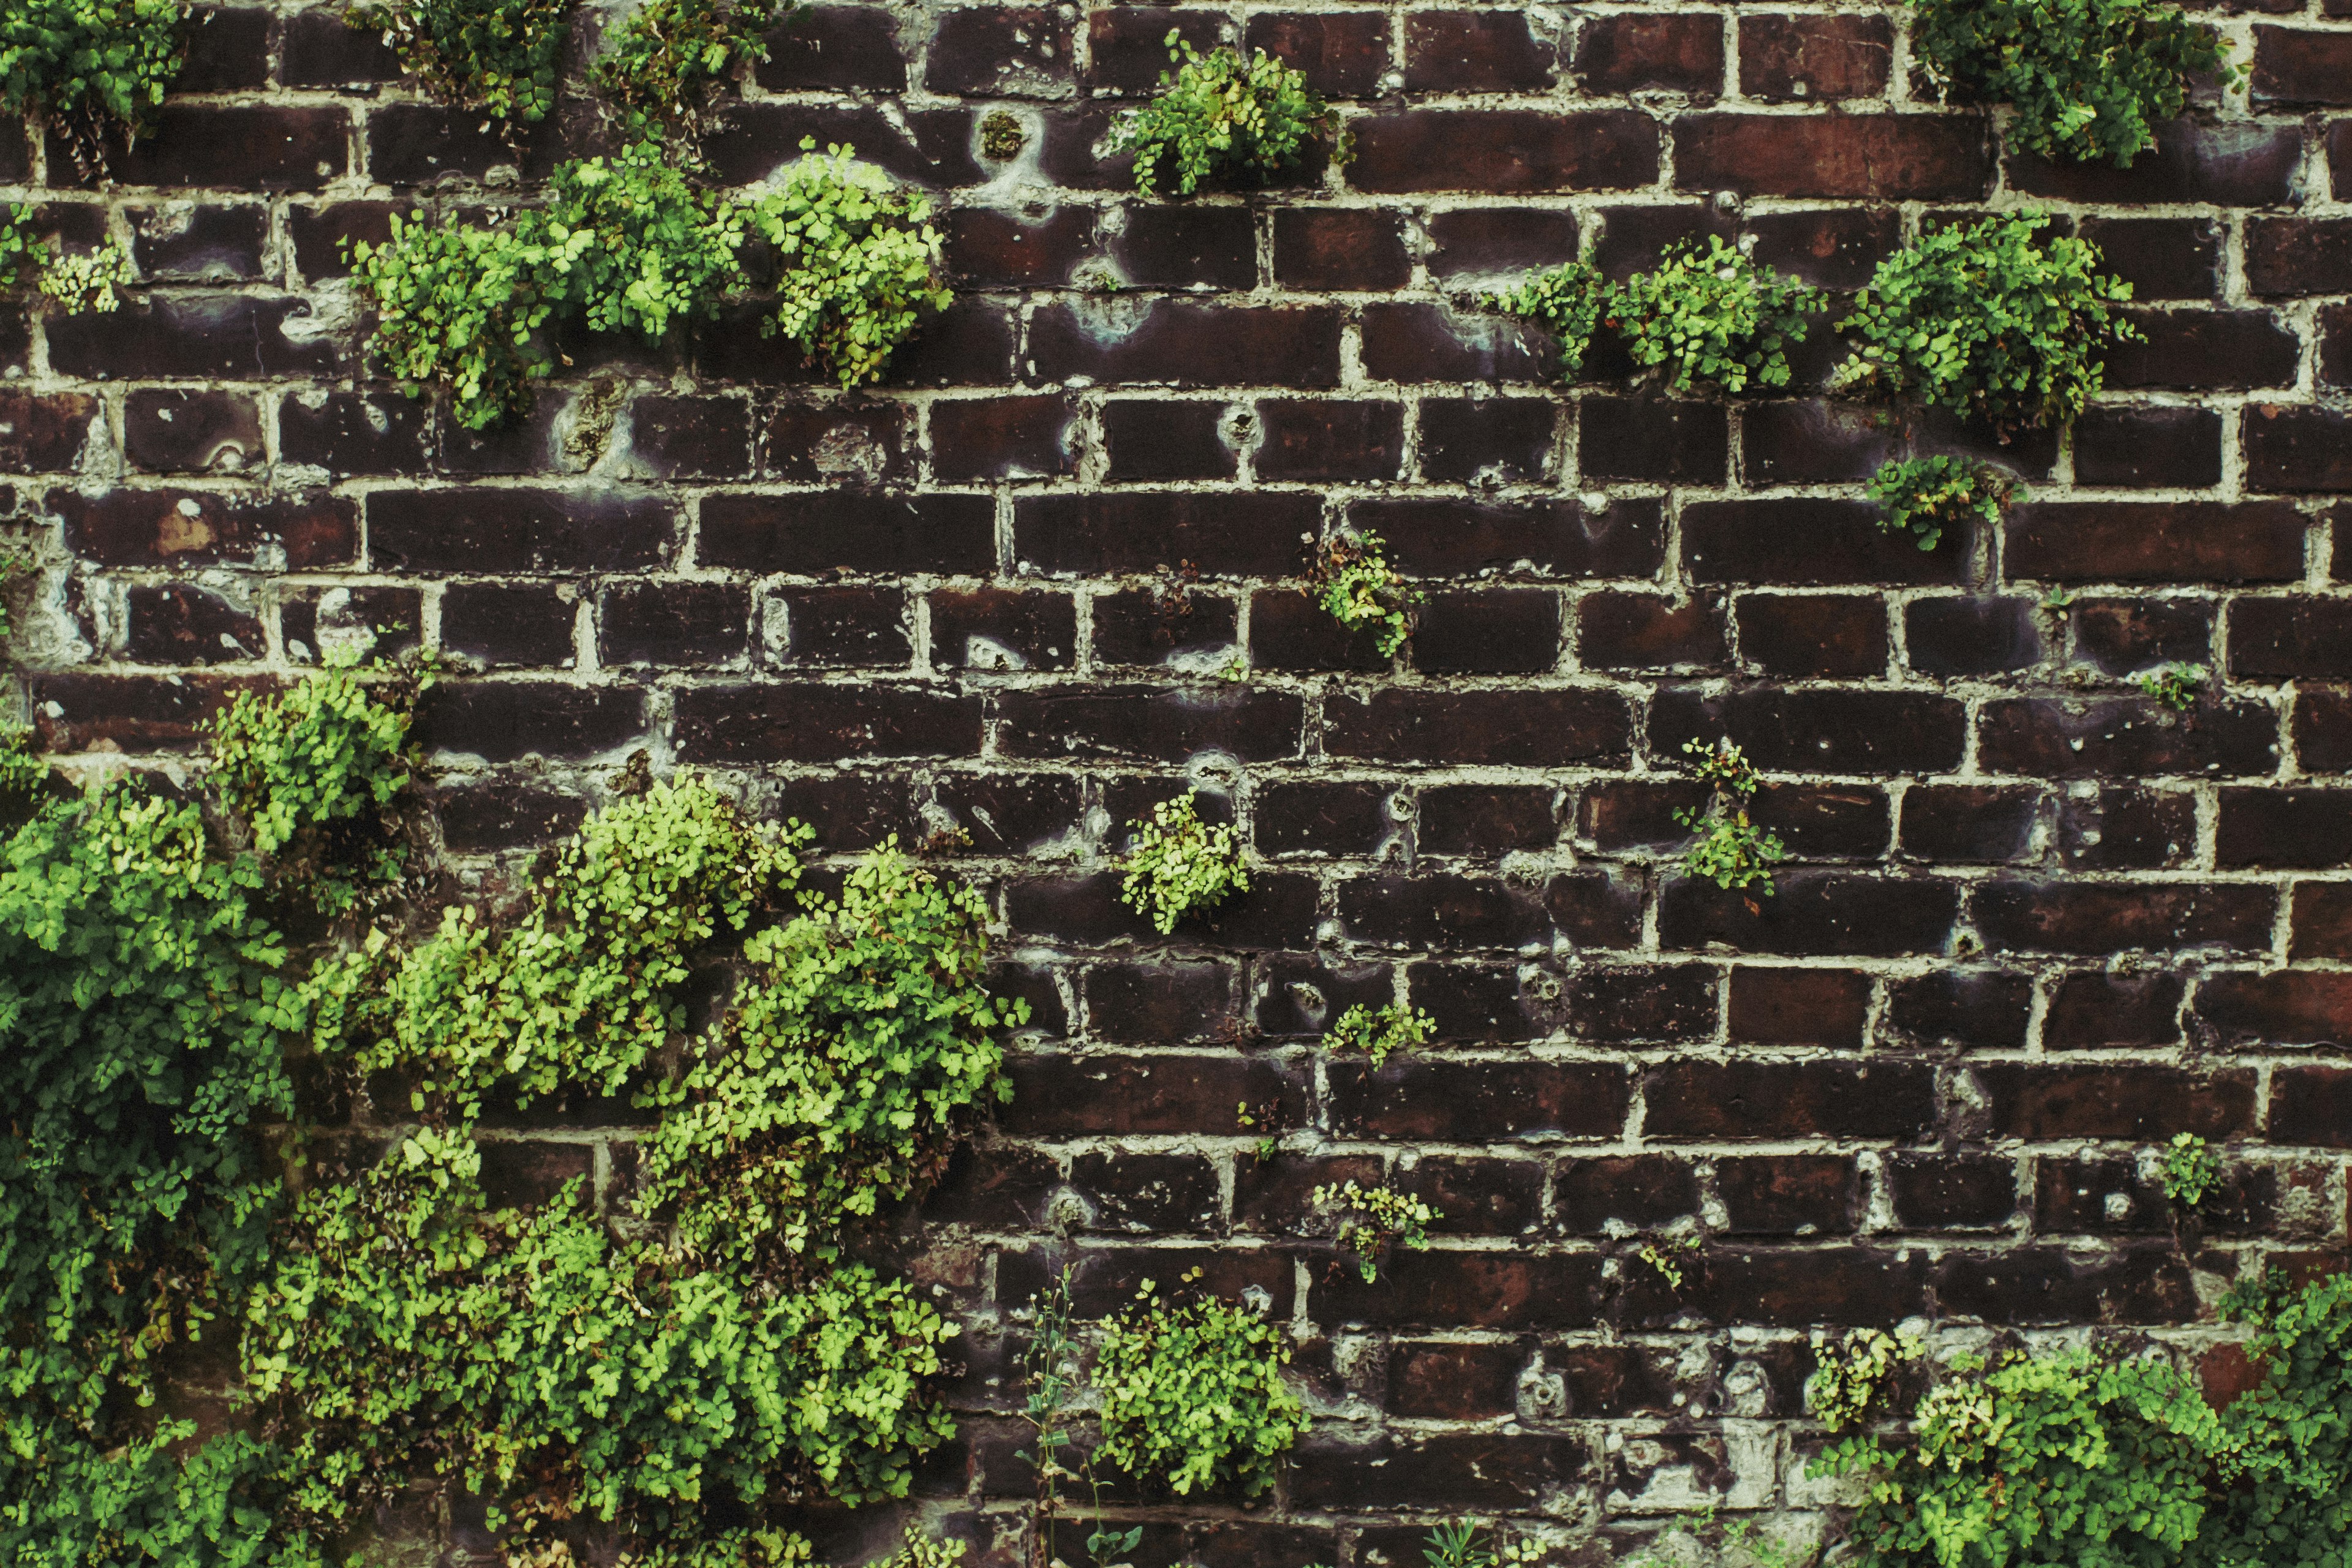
1674 114 1989 200
1325 688 1632 767
2270 1066 2352 1147
1388 1342 1523 1420
1977 1065 2257 1140
1577 590 1730 672
1644 1060 1936 1140
1425 208 1580 283
925 7 1072 96
929 394 1077 482
2196 971 2352 1049
0 391 97 473
1888 1156 2018 1231
1271 209 1410 291
700 492 989 576
2006 500 2306 584
1975 880 2273 956
1359 301 1560 382
1575 13 1722 94
1738 15 1892 100
1329 1059 1630 1141
2292 883 2352 960
1657 871 1961 958
2247 217 2352 296
2011 120 2304 205
2246 406 2352 494
2253 25 2352 104
1246 12 1389 98
944 206 1096 287
1350 111 1660 194
673 683 981 763
1109 205 1256 290
1727 966 1869 1047
1885 970 2032 1049
2045 971 2185 1049
1717 1155 1858 1234
1404 11 1556 91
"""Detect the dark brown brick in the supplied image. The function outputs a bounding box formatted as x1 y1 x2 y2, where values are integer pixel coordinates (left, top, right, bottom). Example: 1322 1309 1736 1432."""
1974 880 2273 956
1657 871 1961 958
1738 15 1891 99
371 489 673 575
1905 597 2045 677
2292 882 2352 961
1101 401 1235 483
700 492 989 576
53 487 354 570
414 682 648 763
998 687 1302 763
1083 7 1220 92
1417 398 1555 484
2104 309 2299 391
1885 970 2032 1050
2246 406 2352 494
2070 598 2212 677
1359 497 1665 579
1685 499 1968 586
1254 401 1404 482
281 9 404 85
599 582 748 668
1419 785 1558 858
1109 205 1256 290
127 202 266 281
674 684 980 763
1325 688 1632 767
2045 971 2186 1049
1254 781 1392 858
1272 209 1411 292
89 105 347 190
1975 697 2280 779
2196 971 2352 1049
122 390 262 475
1329 1059 1630 1142
1977 1065 2258 1140
2055 786 2195 871
1412 589 1561 675
1888 1156 2018 1231
767 586 910 668
1717 1155 1858 1234
2253 25 2352 104
627 396 751 481
1745 208 1902 291
1028 301 1342 388
2271 1066 2352 1147
1735 593 1887 676
925 6 1072 95
2072 406 2223 489
929 589 1076 671
1350 111 1660 194
276 392 426 475
946 206 1095 288
2079 216 2221 301
930 395 1077 482
47 295 338 380
1404 11 1556 91
1580 398 1728 484
123 584 263 665
2007 501 2305 584
1425 208 1581 283
758 4 905 89
1291 1430 1594 1511
442 582 575 669
0 391 98 473
1740 401 1894 484
1645 1060 1936 1140
1727 967 1869 1047
1900 785 2040 865
2297 689 2352 773
1250 587 1386 673
2247 217 2352 296
760 403 911 486
1359 301 1559 382
2007 121 2303 207
1578 590 1730 672
1675 115 1991 200
2217 788 2352 868
1247 11 1389 97
1388 1342 1523 1420
1575 13 1723 94
1649 688 1967 774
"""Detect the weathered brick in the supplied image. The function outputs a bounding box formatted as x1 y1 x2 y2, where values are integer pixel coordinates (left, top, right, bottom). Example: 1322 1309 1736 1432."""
760 403 913 487
1727 967 1869 1048
1084 7 1221 92
766 586 912 668
2007 121 2303 207
1247 11 1389 97
1417 398 1555 484
998 687 1302 763
1326 688 1632 767
2270 1066 2352 1147
414 681 647 763
1746 208 1901 291
599 582 749 668
1646 1059 1936 1140
1388 1341 1523 1420
1649 688 1967 775
1095 584 1238 666
1575 13 1722 94
2196 971 2352 1049
1973 880 2274 956
1359 301 1558 382
673 684 981 763
1254 401 1404 482
1272 209 1411 292
123 584 263 665
624 396 751 481
1291 1430 1594 1510
127 203 266 281
1899 785 2039 865
47 295 338 380
2292 883 2352 961
929 589 1076 671
1674 115 1990 200
1740 401 1893 484
1405 11 1556 91
1929 1246 2196 1327
1738 15 1891 99
1100 401 1235 483
2054 786 2198 871
758 4 905 89
53 487 355 570
1906 597 2045 678
2068 598 2211 677
1425 208 1580 284
2217 788 2352 868
2007 501 2304 584
2045 971 2185 1049
1885 970 2032 1050
364 105 557 187
1350 111 1660 194
1329 1059 1630 1142
442 582 575 669
1419 785 1557 858
2104 309 2299 391
1888 1156 2018 1231
434 777 587 853
122 390 262 475
1735 593 1887 677
2297 689 2352 773
1717 1155 1858 1235
1975 697 2280 779
2245 406 2352 494
700 492 989 576
2072 406 2223 489
1976 1065 2258 1140
1110 205 1256 291
371 489 673 575
2252 25 2352 104
1356 497 1665 579
1002 1054 1302 1137
1412 589 1561 675
2079 216 2220 302
1577 590 1730 672
1658 871 1961 958
83 105 347 190
0 391 98 473
1580 398 1728 484
2247 217 2352 296
930 395 1077 482
925 7 1072 96
1685 499 1968 586
1028 301 1342 387
278 391 428 475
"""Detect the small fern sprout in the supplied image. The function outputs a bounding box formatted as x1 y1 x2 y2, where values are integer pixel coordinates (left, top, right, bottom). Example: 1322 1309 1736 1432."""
2160 1131 2221 1207
2138 662 2207 713
1325 1001 1433 1067
1308 530 1420 658
1675 737 1784 895
1110 32 1349 197
1494 252 1608 379
1807 1328 1926 1433
1313 1180 1439 1283
1119 793 1249 933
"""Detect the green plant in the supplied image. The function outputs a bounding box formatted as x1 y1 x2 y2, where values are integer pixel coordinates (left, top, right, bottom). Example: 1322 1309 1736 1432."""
1118 793 1247 934
1325 1001 1433 1067
1609 236 1825 396
1422 1521 1546 1568
1816 1344 2236 1567
1094 1273 1305 1496
2139 662 2206 712
1837 213 2138 440
36 234 135 314
749 139 952 389
1638 1234 1700 1291
1675 738 1785 895
0 668 424 1568
1809 1329 1925 1433
1313 1180 1438 1283
592 0 778 134
1 0 183 173
2199 1270 2352 1563
1866 455 2015 551
2160 1131 2220 1207
1309 530 1420 658
1495 252 1607 379
1017 1267 1136 1568
1909 0 2238 168
350 0 570 124
1110 33 1348 197
979 108 1025 160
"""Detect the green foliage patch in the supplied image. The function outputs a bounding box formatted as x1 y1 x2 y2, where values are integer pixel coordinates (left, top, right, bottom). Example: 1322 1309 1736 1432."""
1866 455 2015 551
1675 738 1784 895
1494 253 1607 379
1118 793 1248 935
1324 1001 1432 1068
1610 236 1825 396
3 206 138 317
2139 662 2207 712
592 0 778 135
2161 1132 2220 1207
352 138 947 428
1837 213 2137 440
1094 1275 1306 1496
0 0 183 173
349 0 570 124
1309 530 1420 658
1909 0 2237 168
1110 33 1348 197
1313 1180 1438 1283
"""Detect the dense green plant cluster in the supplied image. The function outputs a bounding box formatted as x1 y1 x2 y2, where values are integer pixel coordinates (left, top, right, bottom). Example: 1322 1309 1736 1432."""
0 662 1027 1568
1110 33 1348 197
1309 530 1420 657
2161 1132 2220 1207
1867 455 2015 551
1094 1275 1306 1497
1325 1000 1433 1067
349 0 570 124
1 207 138 315
752 141 953 389
592 0 778 134
353 139 945 428
1909 0 2236 168
1611 236 1825 396
1313 1180 1438 1283
1118 793 1248 934
1675 738 1785 895
0 0 183 173
1808 1329 1924 1434
1819 1271 2352 1568
0 661 426 1568
1838 213 2138 439
1494 253 1607 379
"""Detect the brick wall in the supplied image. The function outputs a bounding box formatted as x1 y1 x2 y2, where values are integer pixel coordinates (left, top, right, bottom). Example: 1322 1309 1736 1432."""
5 0 2352 1559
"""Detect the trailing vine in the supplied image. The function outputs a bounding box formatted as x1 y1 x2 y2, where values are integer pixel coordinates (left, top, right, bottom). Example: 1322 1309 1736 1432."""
1837 213 2136 440
1908 0 2237 168
349 0 571 126
1 0 183 174
1110 34 1349 197
352 139 946 428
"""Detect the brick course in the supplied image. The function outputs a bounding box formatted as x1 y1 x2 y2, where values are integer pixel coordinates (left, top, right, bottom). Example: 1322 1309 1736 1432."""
5 0 2351 1557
